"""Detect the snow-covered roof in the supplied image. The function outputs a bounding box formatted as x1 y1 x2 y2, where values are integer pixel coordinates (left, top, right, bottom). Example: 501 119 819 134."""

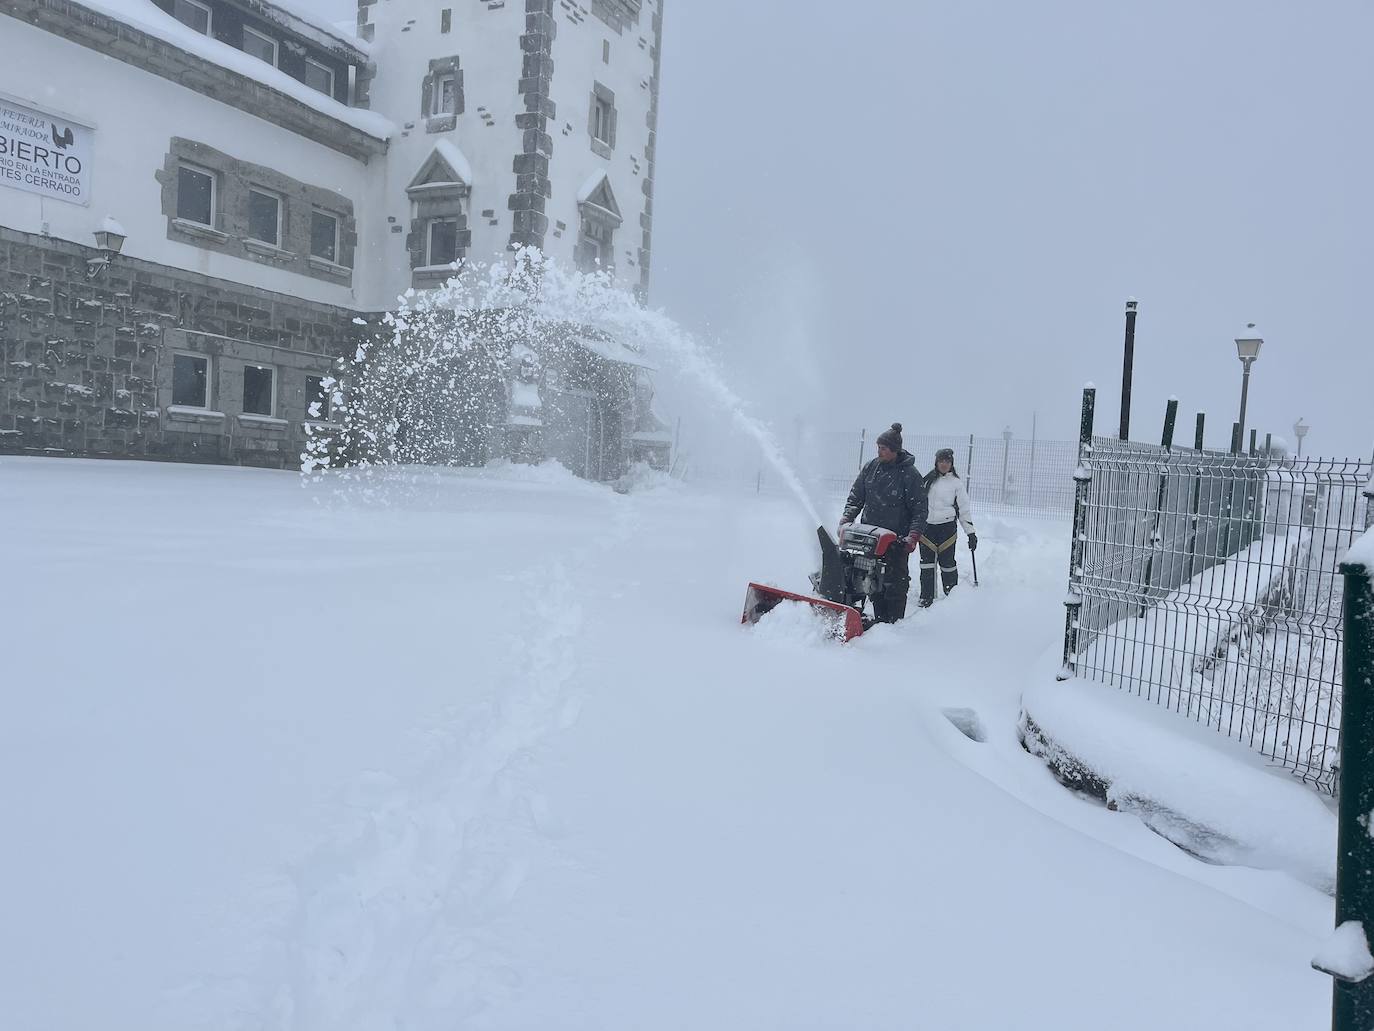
432 140 473 187
233 0 372 61
576 171 608 205
64 0 392 141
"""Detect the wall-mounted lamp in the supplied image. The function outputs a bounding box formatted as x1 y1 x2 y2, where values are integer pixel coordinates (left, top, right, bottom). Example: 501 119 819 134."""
86 216 127 279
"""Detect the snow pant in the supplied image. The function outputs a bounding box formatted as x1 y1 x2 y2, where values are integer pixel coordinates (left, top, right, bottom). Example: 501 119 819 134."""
871 541 911 623
919 520 959 603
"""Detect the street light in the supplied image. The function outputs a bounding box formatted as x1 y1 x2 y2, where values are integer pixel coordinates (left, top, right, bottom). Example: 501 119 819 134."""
1233 323 1263 453
86 216 127 280
1293 417 1310 457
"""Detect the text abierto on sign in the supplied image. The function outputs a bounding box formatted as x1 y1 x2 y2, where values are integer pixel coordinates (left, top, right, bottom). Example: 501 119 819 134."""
0 96 92 206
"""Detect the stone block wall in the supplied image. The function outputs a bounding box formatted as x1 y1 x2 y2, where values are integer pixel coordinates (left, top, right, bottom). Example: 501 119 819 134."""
0 226 378 469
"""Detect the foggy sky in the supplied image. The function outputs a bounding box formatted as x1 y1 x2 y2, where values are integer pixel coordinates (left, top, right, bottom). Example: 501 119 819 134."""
301 0 1371 458
650 1 1372 458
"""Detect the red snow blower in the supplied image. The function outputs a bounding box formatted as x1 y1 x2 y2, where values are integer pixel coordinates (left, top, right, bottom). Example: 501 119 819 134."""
742 522 903 642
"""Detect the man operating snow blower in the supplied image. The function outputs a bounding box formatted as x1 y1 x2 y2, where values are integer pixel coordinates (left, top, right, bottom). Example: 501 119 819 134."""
836 423 928 623
741 422 928 639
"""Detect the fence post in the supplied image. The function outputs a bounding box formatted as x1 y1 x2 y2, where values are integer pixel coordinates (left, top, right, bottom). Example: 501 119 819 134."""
1001 427 1013 503
1364 471 1373 531
1120 298 1138 441
1058 385 1096 681
966 433 975 498
1138 399 1179 614
1186 412 1206 579
1322 546 1374 1029
1030 410 1039 509
857 428 866 473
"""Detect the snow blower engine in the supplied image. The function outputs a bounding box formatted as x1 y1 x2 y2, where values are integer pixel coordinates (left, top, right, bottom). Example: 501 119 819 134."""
741 522 903 641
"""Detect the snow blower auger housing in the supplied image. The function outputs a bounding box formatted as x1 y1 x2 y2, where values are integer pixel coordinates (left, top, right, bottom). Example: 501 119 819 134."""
742 522 902 641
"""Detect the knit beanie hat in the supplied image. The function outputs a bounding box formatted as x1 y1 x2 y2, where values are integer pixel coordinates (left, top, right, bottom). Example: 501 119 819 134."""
935 448 955 464
876 423 903 451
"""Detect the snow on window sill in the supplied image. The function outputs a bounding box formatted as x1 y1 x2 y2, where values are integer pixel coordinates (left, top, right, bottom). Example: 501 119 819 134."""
243 239 298 262
237 413 288 429
304 420 342 431
425 114 458 134
166 405 225 422
307 255 351 278
171 218 229 243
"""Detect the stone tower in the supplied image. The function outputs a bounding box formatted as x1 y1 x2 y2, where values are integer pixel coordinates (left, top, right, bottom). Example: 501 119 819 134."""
358 0 665 301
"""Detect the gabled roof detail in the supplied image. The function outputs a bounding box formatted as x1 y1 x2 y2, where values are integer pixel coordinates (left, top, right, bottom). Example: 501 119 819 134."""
408 140 473 192
576 170 622 225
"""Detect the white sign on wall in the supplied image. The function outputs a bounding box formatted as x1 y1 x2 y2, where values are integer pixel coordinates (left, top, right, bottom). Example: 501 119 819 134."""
0 96 91 206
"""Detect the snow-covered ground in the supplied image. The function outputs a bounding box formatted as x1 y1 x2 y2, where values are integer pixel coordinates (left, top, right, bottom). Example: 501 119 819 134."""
0 456 1336 1030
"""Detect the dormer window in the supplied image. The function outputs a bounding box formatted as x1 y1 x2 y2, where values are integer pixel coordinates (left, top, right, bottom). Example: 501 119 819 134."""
575 171 623 273
242 26 277 67
304 58 334 96
171 0 211 35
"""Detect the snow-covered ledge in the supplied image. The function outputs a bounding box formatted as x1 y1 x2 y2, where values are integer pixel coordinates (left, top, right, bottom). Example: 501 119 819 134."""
307 255 351 279
237 414 288 430
166 405 225 424
171 218 229 243
242 239 298 263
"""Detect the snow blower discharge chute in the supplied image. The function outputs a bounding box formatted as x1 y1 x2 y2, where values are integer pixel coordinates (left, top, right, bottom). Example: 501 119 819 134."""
742 522 903 641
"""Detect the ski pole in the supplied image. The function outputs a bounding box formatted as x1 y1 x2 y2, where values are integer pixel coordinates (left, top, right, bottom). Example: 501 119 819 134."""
970 547 979 587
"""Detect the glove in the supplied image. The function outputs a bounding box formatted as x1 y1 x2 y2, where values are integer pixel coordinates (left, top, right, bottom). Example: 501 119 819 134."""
905 531 922 553
967 533 978 552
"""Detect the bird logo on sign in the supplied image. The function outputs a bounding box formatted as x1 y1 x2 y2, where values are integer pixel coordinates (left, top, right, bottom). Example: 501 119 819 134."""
51 123 74 150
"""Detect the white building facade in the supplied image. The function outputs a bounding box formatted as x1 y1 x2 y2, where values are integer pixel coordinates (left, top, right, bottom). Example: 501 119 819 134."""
0 0 665 471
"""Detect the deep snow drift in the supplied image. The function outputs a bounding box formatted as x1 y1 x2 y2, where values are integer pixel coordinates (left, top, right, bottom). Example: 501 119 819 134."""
0 456 1335 1030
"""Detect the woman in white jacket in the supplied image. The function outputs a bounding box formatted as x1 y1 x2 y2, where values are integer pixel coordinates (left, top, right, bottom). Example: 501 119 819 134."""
917 447 977 607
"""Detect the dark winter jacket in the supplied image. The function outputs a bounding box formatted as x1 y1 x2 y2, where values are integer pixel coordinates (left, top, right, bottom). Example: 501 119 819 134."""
842 450 928 538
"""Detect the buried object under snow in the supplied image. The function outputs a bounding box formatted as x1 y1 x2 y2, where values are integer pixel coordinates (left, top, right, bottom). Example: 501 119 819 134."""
742 522 903 641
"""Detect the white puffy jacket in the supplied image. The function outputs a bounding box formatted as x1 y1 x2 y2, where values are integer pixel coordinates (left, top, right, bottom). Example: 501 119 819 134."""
925 472 975 533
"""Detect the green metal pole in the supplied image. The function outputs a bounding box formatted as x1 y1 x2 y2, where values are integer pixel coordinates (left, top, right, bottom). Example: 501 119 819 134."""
1333 551 1374 1030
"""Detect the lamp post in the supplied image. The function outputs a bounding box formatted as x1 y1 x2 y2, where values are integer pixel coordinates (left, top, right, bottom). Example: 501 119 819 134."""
1233 323 1263 454
1294 417 1310 458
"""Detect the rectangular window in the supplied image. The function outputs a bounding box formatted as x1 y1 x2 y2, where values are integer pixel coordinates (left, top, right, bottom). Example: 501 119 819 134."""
603 39 610 64
440 8 451 33
304 58 335 96
427 218 458 265
242 365 275 416
171 0 211 35
433 74 457 116
172 353 209 408
242 26 277 66
176 164 215 226
248 188 281 246
593 97 613 143
310 210 339 263
305 375 331 422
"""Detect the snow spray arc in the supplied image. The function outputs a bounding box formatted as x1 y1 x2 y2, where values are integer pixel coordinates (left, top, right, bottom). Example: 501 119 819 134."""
304 249 822 526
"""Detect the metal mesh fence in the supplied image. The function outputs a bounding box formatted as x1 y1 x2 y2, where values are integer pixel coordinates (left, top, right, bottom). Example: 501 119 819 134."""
1066 434 1373 791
